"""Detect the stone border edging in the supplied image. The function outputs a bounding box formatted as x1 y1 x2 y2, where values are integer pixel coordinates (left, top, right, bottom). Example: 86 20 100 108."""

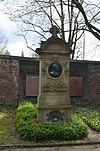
0 140 100 150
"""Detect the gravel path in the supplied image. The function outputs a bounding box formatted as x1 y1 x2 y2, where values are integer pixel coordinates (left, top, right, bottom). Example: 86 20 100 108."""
88 128 100 142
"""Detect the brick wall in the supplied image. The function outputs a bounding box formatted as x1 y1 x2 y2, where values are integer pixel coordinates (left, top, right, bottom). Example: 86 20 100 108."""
88 62 100 105
70 60 88 102
70 60 100 105
0 56 100 106
0 56 19 105
18 57 39 100
13 58 100 106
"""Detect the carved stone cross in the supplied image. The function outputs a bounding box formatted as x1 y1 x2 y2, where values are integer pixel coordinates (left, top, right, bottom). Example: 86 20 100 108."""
50 26 59 38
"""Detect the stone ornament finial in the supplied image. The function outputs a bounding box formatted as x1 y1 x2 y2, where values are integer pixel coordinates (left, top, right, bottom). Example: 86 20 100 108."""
50 26 59 38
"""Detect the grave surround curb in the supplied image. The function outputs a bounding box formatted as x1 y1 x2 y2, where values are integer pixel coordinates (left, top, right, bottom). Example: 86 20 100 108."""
0 140 100 150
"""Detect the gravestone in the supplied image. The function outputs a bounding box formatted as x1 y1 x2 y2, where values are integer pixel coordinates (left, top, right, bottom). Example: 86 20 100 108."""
36 26 71 122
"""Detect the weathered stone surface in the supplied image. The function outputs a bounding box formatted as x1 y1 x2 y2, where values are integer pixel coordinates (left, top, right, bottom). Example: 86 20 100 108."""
88 63 100 105
36 26 71 122
0 56 19 104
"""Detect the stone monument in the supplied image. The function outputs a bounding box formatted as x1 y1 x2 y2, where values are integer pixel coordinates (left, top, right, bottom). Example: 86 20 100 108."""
36 26 71 122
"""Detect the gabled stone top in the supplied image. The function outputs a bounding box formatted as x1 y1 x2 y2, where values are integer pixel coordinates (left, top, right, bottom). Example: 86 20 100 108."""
36 26 70 54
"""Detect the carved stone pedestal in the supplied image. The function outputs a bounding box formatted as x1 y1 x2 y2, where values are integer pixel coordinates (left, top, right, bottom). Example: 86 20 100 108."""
36 26 71 122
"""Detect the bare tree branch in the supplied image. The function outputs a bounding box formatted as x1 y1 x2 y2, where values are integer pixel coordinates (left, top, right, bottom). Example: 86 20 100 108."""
7 0 100 59
72 0 100 40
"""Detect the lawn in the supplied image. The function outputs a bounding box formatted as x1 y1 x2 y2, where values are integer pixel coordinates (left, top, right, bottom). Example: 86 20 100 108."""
0 106 33 145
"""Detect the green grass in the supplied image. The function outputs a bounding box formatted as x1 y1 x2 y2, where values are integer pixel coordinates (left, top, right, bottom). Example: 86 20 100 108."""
0 106 33 145
0 108 14 144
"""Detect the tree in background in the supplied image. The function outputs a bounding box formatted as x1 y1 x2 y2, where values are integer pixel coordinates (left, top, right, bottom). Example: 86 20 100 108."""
0 29 8 55
7 0 100 59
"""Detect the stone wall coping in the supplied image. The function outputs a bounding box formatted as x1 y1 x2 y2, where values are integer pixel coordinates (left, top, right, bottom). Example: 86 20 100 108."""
0 55 39 61
0 55 19 60
0 55 99 64
70 59 100 64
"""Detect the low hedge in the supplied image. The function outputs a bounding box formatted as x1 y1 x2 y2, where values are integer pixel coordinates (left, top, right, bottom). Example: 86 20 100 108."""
16 101 37 136
16 101 88 141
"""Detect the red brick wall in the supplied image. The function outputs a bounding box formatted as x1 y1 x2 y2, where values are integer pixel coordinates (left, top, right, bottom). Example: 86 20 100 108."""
0 56 100 106
0 56 19 104
88 63 100 105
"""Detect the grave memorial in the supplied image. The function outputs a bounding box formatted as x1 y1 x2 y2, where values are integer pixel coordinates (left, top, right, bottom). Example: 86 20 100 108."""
36 26 71 122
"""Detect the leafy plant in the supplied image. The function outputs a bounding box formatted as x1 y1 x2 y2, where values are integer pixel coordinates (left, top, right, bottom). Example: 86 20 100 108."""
16 100 88 141
16 101 37 136
72 104 100 132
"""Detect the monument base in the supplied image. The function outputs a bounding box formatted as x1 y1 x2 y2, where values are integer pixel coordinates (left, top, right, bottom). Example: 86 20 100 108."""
37 106 71 122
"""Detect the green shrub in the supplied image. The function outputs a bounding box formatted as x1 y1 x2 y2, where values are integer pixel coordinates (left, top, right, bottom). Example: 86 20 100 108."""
16 100 37 136
22 98 37 104
29 115 88 141
72 105 100 132
16 101 88 141
82 109 100 131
